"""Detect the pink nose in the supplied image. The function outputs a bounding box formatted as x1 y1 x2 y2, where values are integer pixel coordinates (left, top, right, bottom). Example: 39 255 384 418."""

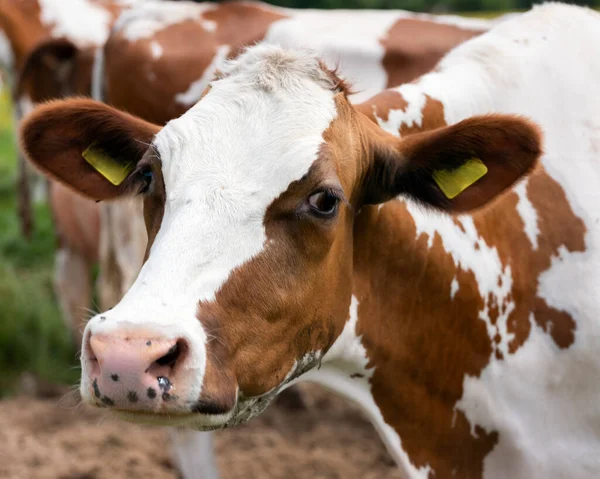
86 333 188 411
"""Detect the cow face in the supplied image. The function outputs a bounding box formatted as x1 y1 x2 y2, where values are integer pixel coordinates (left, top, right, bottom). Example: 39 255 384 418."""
20 45 541 429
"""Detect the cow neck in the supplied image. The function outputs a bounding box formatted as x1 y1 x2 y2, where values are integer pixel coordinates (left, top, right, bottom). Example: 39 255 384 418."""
307 71 506 477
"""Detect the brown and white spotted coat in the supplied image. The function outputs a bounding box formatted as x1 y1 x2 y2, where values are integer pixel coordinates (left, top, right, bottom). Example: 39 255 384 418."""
20 3 600 479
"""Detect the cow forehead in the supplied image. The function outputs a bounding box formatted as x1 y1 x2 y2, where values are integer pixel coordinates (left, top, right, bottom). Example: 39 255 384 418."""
118 47 341 318
153 48 340 209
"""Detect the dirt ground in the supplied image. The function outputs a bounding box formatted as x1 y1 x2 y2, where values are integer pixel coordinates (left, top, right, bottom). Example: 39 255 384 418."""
0 382 401 479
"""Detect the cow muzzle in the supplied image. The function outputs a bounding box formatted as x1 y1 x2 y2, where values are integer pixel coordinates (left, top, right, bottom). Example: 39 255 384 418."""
80 323 236 425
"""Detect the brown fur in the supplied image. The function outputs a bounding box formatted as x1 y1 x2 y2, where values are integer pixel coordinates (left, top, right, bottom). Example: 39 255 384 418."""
381 18 484 88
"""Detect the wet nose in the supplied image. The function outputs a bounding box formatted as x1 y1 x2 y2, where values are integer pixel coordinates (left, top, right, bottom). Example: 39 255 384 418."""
86 333 188 410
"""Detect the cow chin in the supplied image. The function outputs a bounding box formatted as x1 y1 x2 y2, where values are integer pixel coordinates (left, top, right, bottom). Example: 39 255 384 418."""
110 389 280 432
112 407 237 431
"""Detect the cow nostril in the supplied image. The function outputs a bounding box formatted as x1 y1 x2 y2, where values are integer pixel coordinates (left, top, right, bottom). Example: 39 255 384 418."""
152 340 188 373
155 342 181 367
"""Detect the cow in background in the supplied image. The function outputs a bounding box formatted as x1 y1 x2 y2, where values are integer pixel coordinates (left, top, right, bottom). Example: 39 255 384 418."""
0 0 147 342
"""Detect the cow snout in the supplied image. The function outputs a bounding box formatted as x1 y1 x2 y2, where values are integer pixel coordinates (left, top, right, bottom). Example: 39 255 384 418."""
85 333 191 411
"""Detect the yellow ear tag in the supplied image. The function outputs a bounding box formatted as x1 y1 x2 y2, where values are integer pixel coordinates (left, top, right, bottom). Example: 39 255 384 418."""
82 144 133 186
432 158 488 200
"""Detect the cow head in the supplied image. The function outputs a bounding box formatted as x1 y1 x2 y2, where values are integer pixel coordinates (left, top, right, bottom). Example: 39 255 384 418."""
20 45 541 429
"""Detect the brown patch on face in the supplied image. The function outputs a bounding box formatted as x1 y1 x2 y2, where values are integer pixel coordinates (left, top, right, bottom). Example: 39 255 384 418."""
191 99 360 401
380 18 484 88
140 153 167 262
195 166 354 397
104 3 287 124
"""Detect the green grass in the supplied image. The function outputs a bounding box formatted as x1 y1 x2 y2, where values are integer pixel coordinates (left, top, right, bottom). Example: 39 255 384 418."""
0 90 78 395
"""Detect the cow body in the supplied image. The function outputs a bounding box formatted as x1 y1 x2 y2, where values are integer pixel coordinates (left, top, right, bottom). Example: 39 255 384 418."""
305 6 600 476
21 3 600 479
102 0 490 121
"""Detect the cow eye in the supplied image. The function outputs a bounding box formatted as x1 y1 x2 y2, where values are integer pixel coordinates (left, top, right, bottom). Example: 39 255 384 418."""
307 190 339 217
139 168 154 194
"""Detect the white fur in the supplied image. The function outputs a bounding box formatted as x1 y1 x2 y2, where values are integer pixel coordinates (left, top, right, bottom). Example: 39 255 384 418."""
113 1 217 42
38 0 112 46
264 9 401 103
169 428 219 479
513 179 540 250
450 277 459 299
150 41 163 59
91 46 105 101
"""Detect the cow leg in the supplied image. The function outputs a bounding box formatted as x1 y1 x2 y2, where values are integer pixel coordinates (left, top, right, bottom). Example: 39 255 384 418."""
16 150 33 239
169 428 219 479
54 247 92 347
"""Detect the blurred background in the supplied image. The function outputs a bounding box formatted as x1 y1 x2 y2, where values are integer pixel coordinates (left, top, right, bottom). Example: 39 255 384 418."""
0 0 597 477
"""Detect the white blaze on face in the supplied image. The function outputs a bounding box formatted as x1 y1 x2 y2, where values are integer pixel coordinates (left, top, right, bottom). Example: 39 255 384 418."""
84 45 338 400
38 0 112 46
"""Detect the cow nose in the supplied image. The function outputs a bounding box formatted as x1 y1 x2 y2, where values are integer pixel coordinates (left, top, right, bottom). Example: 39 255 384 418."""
86 333 189 410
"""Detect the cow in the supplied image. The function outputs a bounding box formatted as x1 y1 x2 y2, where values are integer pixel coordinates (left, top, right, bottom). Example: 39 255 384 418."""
12 0 495 345
20 3 600 477
0 0 148 343
0 0 138 239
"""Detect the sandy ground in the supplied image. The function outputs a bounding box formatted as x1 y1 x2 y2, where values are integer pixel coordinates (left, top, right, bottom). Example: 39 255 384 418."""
0 382 401 479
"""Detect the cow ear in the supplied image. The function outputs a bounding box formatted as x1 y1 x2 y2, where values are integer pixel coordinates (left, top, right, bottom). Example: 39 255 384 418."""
19 99 160 201
17 38 79 103
361 114 542 212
